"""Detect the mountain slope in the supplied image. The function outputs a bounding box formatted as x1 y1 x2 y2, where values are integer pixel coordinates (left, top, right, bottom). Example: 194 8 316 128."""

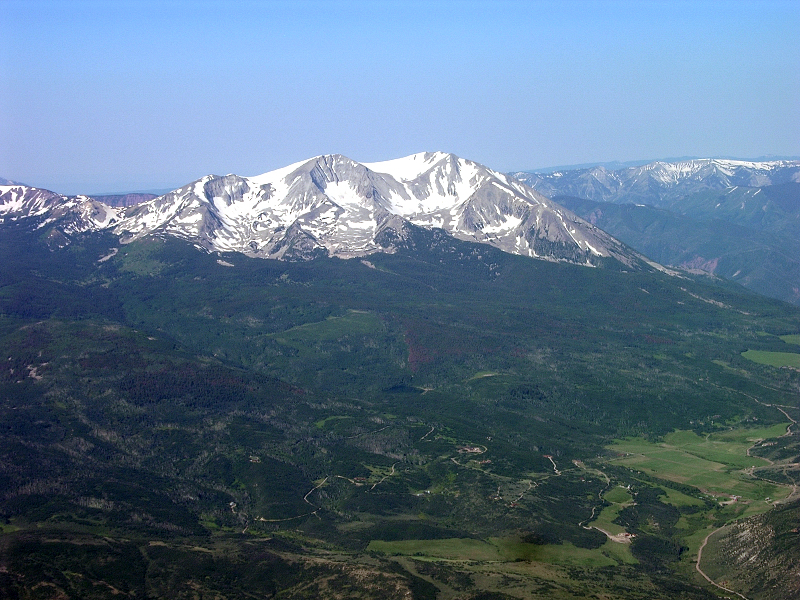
699 501 800 600
668 182 800 235
0 184 120 252
2 153 652 269
556 195 800 306
508 159 800 306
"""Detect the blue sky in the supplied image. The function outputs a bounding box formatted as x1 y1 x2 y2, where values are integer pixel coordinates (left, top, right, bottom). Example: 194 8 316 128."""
1 0 798 194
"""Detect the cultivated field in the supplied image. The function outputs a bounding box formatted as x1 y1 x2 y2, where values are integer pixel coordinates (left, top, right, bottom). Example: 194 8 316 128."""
608 426 792 519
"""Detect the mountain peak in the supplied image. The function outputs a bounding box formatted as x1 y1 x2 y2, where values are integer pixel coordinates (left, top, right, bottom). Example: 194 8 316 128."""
2 153 652 269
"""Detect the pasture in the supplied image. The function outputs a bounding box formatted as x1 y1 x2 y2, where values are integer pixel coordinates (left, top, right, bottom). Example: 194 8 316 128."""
780 334 800 346
367 536 636 567
608 428 792 518
741 349 800 368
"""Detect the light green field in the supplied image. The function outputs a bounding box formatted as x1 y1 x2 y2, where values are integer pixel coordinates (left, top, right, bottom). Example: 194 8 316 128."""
660 429 777 470
780 334 800 346
598 539 639 565
682 524 722 558
367 537 636 567
714 423 790 440
741 349 800 368
604 486 632 504
270 310 384 349
467 371 501 381
608 428 791 512
368 538 504 561
0 522 20 534
513 539 633 567
314 415 352 429
589 487 632 537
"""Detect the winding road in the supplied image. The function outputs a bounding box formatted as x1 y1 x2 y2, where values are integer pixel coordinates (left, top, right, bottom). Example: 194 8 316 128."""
695 526 750 600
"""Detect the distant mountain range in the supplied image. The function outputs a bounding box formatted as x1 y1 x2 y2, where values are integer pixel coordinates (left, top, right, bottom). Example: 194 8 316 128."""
527 155 800 174
510 158 800 305
5 154 800 304
0 152 651 269
510 158 800 206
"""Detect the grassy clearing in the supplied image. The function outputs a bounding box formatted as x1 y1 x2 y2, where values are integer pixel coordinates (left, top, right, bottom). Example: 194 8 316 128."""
314 415 352 429
657 487 705 508
511 541 620 567
467 371 500 381
682 524 722 558
580 487 637 564
368 538 502 561
589 487 632 537
597 539 638 565
604 486 632 504
713 423 791 443
270 310 384 350
662 430 772 470
116 242 167 276
368 536 635 567
741 349 800 368
608 429 792 509
780 334 800 346
0 522 21 534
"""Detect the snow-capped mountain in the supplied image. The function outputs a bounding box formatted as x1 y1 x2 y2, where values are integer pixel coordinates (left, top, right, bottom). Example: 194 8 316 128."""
1 152 649 268
510 158 800 206
0 185 119 234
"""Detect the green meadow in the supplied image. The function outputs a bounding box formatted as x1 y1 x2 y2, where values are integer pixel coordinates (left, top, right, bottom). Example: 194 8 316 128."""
368 538 504 562
657 486 705 508
368 536 636 567
590 486 632 536
269 310 386 349
741 349 800 368
608 427 792 516
780 334 800 346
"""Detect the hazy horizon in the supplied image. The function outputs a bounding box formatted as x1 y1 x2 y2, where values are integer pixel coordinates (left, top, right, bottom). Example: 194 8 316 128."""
2 0 798 195
7 152 800 198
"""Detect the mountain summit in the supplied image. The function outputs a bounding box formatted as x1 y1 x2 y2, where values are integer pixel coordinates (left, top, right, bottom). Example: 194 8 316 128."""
1 152 649 268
